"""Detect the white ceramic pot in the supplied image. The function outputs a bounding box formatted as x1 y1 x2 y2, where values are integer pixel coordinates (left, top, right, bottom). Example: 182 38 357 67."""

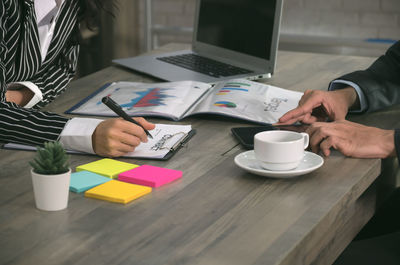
31 168 71 211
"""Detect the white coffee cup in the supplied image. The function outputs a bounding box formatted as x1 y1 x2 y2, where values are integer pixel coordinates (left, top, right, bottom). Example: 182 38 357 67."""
254 130 309 171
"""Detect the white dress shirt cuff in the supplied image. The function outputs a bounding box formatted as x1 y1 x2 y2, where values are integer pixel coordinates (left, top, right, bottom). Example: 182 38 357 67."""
7 81 43 108
59 117 103 154
328 80 368 113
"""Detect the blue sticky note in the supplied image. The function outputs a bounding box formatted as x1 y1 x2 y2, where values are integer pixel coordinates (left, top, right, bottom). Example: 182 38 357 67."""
70 171 111 193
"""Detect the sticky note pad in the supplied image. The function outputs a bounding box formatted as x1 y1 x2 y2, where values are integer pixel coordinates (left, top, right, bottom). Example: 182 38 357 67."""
118 165 182 188
85 180 152 204
76 158 139 179
70 171 111 193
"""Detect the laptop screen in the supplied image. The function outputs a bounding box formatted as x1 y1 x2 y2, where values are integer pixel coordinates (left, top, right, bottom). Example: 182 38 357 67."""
196 0 277 61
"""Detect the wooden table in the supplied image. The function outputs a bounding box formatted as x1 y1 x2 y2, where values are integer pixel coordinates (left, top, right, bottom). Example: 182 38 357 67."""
1 44 398 265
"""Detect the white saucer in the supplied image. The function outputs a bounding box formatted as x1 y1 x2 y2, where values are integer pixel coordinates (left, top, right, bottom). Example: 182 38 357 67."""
234 150 324 178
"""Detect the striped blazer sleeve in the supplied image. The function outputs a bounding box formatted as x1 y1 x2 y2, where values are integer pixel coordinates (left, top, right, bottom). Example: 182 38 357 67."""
30 1 80 109
31 44 79 110
0 0 75 146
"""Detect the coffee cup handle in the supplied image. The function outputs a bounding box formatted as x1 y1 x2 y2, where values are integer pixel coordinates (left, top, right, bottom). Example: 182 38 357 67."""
301 132 309 149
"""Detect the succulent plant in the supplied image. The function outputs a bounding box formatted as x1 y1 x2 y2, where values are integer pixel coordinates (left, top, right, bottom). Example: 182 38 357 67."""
29 141 70 175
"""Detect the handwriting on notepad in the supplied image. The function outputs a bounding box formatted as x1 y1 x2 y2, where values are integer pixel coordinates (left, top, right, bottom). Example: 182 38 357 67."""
150 132 186 151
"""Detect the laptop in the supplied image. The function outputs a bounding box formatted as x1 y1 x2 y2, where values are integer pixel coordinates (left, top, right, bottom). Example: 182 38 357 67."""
113 0 283 83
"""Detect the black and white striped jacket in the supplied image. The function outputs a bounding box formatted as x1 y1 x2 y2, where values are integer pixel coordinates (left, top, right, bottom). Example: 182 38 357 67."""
0 0 79 146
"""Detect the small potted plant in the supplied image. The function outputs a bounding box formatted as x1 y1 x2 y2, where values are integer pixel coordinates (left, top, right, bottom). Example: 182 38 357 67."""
29 141 71 211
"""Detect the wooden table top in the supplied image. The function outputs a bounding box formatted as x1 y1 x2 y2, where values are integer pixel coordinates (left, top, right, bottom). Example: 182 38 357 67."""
1 44 397 265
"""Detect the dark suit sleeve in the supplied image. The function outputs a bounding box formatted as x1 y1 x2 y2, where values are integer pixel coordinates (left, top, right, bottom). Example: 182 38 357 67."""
334 41 400 113
395 130 400 163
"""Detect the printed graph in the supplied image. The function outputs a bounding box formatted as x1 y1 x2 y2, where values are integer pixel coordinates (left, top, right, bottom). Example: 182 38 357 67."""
216 85 249 95
97 87 175 110
214 101 237 108
121 88 174 109
225 82 251 87
96 87 121 105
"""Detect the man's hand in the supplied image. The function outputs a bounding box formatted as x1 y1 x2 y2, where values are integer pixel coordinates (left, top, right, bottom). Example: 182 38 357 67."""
277 87 359 125
306 120 395 158
92 117 155 157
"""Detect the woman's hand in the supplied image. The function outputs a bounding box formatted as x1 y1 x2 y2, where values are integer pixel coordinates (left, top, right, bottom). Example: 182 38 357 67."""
92 117 155 157
5 87 34 106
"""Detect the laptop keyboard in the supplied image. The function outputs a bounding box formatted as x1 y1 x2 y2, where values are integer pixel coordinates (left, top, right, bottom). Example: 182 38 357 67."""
156 53 253 78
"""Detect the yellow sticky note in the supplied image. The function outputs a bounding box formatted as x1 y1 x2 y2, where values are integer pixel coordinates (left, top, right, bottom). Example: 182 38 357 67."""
76 158 139 179
85 180 152 204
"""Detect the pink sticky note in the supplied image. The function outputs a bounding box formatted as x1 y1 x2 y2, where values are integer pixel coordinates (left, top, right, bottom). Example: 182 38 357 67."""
118 165 182 188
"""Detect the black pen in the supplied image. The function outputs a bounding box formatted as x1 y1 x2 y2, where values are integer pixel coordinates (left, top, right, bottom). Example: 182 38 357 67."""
101 96 153 139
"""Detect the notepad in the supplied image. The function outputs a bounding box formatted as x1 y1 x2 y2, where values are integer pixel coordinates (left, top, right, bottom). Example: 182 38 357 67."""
84 180 152 204
70 171 111 193
118 165 182 188
76 158 139 179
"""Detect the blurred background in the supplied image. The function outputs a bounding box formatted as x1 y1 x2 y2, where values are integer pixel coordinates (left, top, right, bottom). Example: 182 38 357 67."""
78 0 400 77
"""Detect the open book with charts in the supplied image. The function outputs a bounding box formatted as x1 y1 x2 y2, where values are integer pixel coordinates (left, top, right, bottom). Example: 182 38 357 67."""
3 124 194 160
66 79 302 124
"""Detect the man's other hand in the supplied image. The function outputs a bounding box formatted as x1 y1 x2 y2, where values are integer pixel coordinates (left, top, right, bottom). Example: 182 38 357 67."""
277 87 358 125
306 120 395 158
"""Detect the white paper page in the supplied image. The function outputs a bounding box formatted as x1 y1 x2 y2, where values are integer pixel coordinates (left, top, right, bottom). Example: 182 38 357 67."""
69 81 210 120
187 79 302 124
3 124 192 159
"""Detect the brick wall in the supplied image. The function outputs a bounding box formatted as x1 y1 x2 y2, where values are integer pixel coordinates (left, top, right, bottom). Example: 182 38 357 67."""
142 0 400 50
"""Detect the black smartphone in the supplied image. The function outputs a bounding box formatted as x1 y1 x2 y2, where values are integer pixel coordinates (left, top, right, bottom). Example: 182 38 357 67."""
231 124 309 149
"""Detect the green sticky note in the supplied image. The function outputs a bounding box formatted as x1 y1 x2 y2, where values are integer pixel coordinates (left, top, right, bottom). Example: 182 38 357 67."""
76 158 139 179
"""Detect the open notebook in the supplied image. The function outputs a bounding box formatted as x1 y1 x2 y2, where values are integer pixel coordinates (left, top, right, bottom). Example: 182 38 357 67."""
65 78 302 125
